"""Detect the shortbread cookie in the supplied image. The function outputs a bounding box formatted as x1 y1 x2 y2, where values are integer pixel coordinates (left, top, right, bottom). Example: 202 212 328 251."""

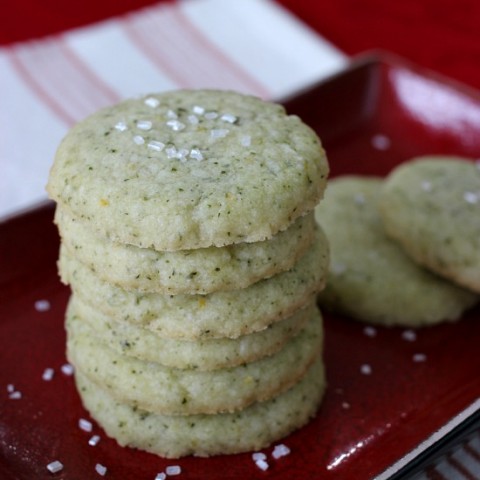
67 295 314 370
56 208 315 295
47 90 329 251
315 176 477 326
380 156 480 293
67 308 323 415
75 356 326 458
59 228 329 339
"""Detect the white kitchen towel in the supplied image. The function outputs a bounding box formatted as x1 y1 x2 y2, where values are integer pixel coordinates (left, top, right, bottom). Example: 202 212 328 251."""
0 0 347 218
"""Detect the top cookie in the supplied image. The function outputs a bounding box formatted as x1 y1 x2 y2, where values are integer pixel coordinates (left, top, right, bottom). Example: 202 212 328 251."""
47 90 328 251
379 156 480 293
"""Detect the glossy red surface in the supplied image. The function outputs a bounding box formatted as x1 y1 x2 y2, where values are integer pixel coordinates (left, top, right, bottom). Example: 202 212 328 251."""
1 54 480 479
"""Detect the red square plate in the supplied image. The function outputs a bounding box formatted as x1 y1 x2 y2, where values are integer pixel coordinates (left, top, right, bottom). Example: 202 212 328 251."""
1 52 480 479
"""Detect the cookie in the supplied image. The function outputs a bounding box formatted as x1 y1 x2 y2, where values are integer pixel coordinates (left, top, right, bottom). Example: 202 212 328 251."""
379 156 480 293
315 176 478 326
74 356 326 458
66 308 323 416
47 90 328 251
58 227 329 339
67 295 314 370
56 207 315 295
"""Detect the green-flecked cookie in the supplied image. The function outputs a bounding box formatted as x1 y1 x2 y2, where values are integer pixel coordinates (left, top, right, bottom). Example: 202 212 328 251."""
67 295 314 371
66 308 323 416
58 228 329 339
47 90 328 251
74 356 326 458
380 156 480 293
56 207 315 295
315 176 478 326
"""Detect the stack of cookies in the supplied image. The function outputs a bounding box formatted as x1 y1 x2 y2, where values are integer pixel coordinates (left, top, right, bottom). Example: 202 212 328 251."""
47 90 330 458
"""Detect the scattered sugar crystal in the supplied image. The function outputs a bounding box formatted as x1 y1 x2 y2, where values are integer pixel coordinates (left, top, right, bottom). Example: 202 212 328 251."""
165 465 181 475
354 193 366 205
166 147 178 159
363 326 377 338
221 113 237 123
89 435 101 446
148 141 165 152
413 353 427 363
145 97 160 108
166 120 185 131
189 149 203 161
255 459 269 471
42 368 54 381
155 474 167 480
61 363 74 376
95 463 107 476
9 391 22 399
187 114 199 125
176 148 189 161
210 129 229 139
402 329 417 342
240 135 251 147
272 444 291 459
166 109 178 119
192 105 205 115
114 121 128 132
360 364 372 375
371 134 391 150
204 111 218 120
133 135 145 145
464 191 479 204
7 384 15 393
35 299 50 312
252 452 266 462
421 181 433 192
46 461 64 473
79 418 93 432
342 401 351 410
137 120 153 131
331 262 347 275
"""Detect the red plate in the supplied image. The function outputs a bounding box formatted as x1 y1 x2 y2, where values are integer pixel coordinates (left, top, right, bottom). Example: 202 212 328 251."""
1 52 480 479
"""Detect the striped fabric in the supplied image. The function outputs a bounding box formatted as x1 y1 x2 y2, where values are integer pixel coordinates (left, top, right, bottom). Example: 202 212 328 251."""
0 0 346 218
413 430 480 480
